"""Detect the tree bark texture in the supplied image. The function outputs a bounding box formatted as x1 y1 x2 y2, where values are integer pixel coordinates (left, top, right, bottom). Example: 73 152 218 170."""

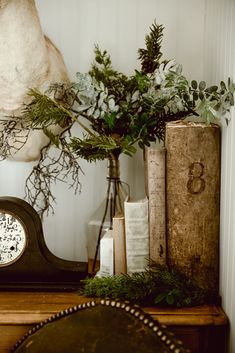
165 121 220 291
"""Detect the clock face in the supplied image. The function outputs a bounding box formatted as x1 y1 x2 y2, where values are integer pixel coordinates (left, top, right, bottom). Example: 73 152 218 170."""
0 212 27 266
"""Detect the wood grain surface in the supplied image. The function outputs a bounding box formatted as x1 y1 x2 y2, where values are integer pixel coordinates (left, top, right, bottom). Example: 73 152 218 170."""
0 291 228 353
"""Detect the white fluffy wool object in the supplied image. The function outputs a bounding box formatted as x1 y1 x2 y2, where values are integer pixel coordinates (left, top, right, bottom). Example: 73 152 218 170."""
0 0 68 161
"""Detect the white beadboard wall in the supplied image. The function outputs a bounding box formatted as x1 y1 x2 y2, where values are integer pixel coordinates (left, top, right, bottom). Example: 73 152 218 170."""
1 0 235 349
203 1 235 352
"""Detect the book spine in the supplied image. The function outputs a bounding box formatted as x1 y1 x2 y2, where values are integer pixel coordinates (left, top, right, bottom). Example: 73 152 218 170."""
96 229 114 277
113 213 127 274
145 147 166 265
124 198 149 274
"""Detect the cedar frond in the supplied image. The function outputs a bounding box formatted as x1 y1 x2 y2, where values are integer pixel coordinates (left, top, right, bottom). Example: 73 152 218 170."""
23 89 73 128
70 135 136 161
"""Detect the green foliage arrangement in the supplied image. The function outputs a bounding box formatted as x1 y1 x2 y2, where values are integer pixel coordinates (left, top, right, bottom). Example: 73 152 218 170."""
1 21 234 215
22 21 235 161
80 264 219 308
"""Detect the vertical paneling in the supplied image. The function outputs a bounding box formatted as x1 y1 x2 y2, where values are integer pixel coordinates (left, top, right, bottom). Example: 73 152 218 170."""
204 1 235 352
3 1 232 349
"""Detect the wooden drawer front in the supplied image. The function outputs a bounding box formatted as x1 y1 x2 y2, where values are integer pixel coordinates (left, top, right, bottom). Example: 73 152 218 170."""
171 325 228 353
0 325 33 353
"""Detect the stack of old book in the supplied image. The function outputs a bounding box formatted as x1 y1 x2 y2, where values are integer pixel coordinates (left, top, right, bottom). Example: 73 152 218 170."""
98 121 220 292
145 121 220 291
97 197 149 277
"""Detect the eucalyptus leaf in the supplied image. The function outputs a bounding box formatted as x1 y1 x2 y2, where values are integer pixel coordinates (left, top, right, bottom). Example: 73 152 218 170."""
199 91 204 100
101 102 108 113
131 90 140 103
98 93 105 108
191 80 198 89
205 85 218 93
108 98 115 110
87 106 95 116
93 109 100 119
193 91 199 101
220 81 227 90
199 81 206 90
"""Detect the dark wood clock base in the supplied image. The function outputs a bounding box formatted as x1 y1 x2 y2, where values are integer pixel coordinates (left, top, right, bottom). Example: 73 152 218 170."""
0 197 88 289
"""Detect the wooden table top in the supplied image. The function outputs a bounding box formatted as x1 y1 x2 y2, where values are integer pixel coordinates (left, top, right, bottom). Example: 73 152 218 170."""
0 291 228 327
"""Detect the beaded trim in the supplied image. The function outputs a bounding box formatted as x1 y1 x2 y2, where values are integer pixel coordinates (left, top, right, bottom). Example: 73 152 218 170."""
11 299 189 353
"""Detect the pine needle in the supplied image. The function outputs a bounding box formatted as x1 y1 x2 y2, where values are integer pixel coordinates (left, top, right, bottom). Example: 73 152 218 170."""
80 265 219 308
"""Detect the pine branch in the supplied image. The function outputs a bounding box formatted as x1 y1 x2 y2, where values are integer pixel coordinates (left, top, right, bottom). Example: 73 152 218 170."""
81 265 219 307
24 89 72 127
70 135 136 162
138 21 164 74
89 46 129 102
24 89 94 136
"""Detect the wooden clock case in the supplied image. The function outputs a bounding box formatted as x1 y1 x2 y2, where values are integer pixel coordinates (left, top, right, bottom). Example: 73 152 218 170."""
0 197 87 290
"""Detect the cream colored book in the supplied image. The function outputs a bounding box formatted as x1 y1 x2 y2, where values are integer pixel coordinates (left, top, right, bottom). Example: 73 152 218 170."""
145 147 166 265
124 197 149 274
96 229 113 277
113 213 127 274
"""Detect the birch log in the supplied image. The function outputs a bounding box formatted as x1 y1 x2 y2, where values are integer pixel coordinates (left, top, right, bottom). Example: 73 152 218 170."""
165 121 220 291
145 147 166 265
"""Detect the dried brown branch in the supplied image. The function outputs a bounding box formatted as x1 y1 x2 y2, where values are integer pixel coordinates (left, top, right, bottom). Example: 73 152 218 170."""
0 117 31 160
24 134 83 218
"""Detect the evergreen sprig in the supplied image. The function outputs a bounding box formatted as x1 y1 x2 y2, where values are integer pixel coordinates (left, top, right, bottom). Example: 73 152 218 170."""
23 89 73 128
70 134 136 162
89 46 129 101
81 265 219 308
138 21 164 74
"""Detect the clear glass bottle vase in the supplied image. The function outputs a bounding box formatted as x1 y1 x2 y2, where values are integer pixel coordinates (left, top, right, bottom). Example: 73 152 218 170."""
87 156 129 274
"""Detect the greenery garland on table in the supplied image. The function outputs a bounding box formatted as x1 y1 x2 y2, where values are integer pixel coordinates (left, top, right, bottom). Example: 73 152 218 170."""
80 264 219 308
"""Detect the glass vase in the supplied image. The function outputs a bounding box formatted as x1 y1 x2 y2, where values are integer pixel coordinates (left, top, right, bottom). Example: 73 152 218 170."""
87 156 129 274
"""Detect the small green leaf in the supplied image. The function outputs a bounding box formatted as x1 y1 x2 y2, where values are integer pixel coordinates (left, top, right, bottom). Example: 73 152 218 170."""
104 113 116 129
166 293 175 305
43 128 60 147
183 93 190 101
193 92 198 101
205 85 218 93
154 292 167 304
199 91 204 100
191 80 198 89
220 81 227 90
199 81 206 90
